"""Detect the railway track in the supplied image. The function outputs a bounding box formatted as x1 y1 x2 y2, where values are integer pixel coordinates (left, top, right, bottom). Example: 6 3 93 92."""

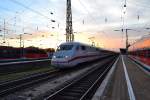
45 56 117 100
0 58 51 75
0 58 50 63
0 55 117 98
0 69 60 97
0 58 100 97
0 59 51 66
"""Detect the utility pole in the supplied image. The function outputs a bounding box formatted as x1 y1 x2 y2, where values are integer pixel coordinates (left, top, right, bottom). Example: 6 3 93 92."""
19 34 23 58
114 28 131 51
66 0 74 42
3 19 6 44
125 29 128 50
125 29 132 51
19 34 22 48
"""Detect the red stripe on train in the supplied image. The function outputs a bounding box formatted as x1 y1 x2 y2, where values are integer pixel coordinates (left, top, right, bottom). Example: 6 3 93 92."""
52 54 100 63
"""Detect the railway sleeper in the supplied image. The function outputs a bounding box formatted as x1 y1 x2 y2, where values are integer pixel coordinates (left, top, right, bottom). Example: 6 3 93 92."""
58 95 79 100
65 89 86 93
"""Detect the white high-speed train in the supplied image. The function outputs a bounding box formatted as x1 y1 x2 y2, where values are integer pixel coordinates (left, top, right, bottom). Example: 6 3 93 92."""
51 42 112 68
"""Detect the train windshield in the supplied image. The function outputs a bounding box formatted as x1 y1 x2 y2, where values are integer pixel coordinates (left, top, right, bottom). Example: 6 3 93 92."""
57 45 74 51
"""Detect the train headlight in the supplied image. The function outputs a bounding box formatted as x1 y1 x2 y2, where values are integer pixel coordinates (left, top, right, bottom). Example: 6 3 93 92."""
65 56 69 58
53 56 56 58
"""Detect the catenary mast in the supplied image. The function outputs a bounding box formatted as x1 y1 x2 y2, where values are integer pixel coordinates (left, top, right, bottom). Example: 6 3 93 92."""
66 0 74 42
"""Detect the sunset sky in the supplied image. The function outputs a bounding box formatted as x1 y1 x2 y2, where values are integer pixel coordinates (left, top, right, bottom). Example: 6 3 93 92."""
0 0 150 51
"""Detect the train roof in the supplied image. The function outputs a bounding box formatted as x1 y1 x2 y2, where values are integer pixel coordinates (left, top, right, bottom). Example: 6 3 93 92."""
60 42 85 45
59 42 108 51
60 42 98 48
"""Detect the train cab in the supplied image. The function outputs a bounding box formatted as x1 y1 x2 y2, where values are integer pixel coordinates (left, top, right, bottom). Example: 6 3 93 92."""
51 42 113 69
51 42 77 68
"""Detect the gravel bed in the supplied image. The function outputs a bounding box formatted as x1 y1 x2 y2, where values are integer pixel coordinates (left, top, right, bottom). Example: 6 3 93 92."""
2 62 101 100
0 67 53 83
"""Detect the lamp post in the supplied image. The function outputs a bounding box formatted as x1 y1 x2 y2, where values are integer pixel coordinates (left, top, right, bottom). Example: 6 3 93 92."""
18 33 32 58
23 33 32 46
23 33 32 58
145 27 150 34
0 35 2 45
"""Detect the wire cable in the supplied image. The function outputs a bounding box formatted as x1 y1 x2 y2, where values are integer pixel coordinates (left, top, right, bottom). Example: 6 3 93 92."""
78 0 98 24
8 0 50 19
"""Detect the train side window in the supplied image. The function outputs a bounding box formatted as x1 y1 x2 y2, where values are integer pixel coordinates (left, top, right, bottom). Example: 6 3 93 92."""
81 46 86 50
76 46 79 51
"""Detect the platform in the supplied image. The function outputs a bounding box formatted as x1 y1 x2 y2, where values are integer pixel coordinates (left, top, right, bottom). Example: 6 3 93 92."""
92 55 150 100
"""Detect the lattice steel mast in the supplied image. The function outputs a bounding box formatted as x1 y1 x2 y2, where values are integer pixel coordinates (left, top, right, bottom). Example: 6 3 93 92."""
66 0 74 42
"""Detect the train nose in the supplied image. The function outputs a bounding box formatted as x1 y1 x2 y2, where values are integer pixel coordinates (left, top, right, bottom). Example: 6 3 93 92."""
51 57 71 68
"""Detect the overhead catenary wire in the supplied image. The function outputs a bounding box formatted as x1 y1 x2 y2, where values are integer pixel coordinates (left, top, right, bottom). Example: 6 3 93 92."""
8 0 61 32
8 0 50 19
0 6 15 13
77 0 118 47
77 0 105 33
0 2 53 37
128 0 150 9
78 0 98 24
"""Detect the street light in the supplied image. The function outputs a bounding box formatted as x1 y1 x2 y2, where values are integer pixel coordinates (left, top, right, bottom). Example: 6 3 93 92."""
23 33 32 47
18 33 32 58
24 33 32 35
50 11 53 15
145 27 150 30
114 29 124 32
51 20 56 22
0 35 2 45
50 34 54 36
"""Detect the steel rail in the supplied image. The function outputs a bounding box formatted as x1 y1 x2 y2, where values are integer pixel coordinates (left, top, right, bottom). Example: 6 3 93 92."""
0 69 59 97
45 56 117 100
